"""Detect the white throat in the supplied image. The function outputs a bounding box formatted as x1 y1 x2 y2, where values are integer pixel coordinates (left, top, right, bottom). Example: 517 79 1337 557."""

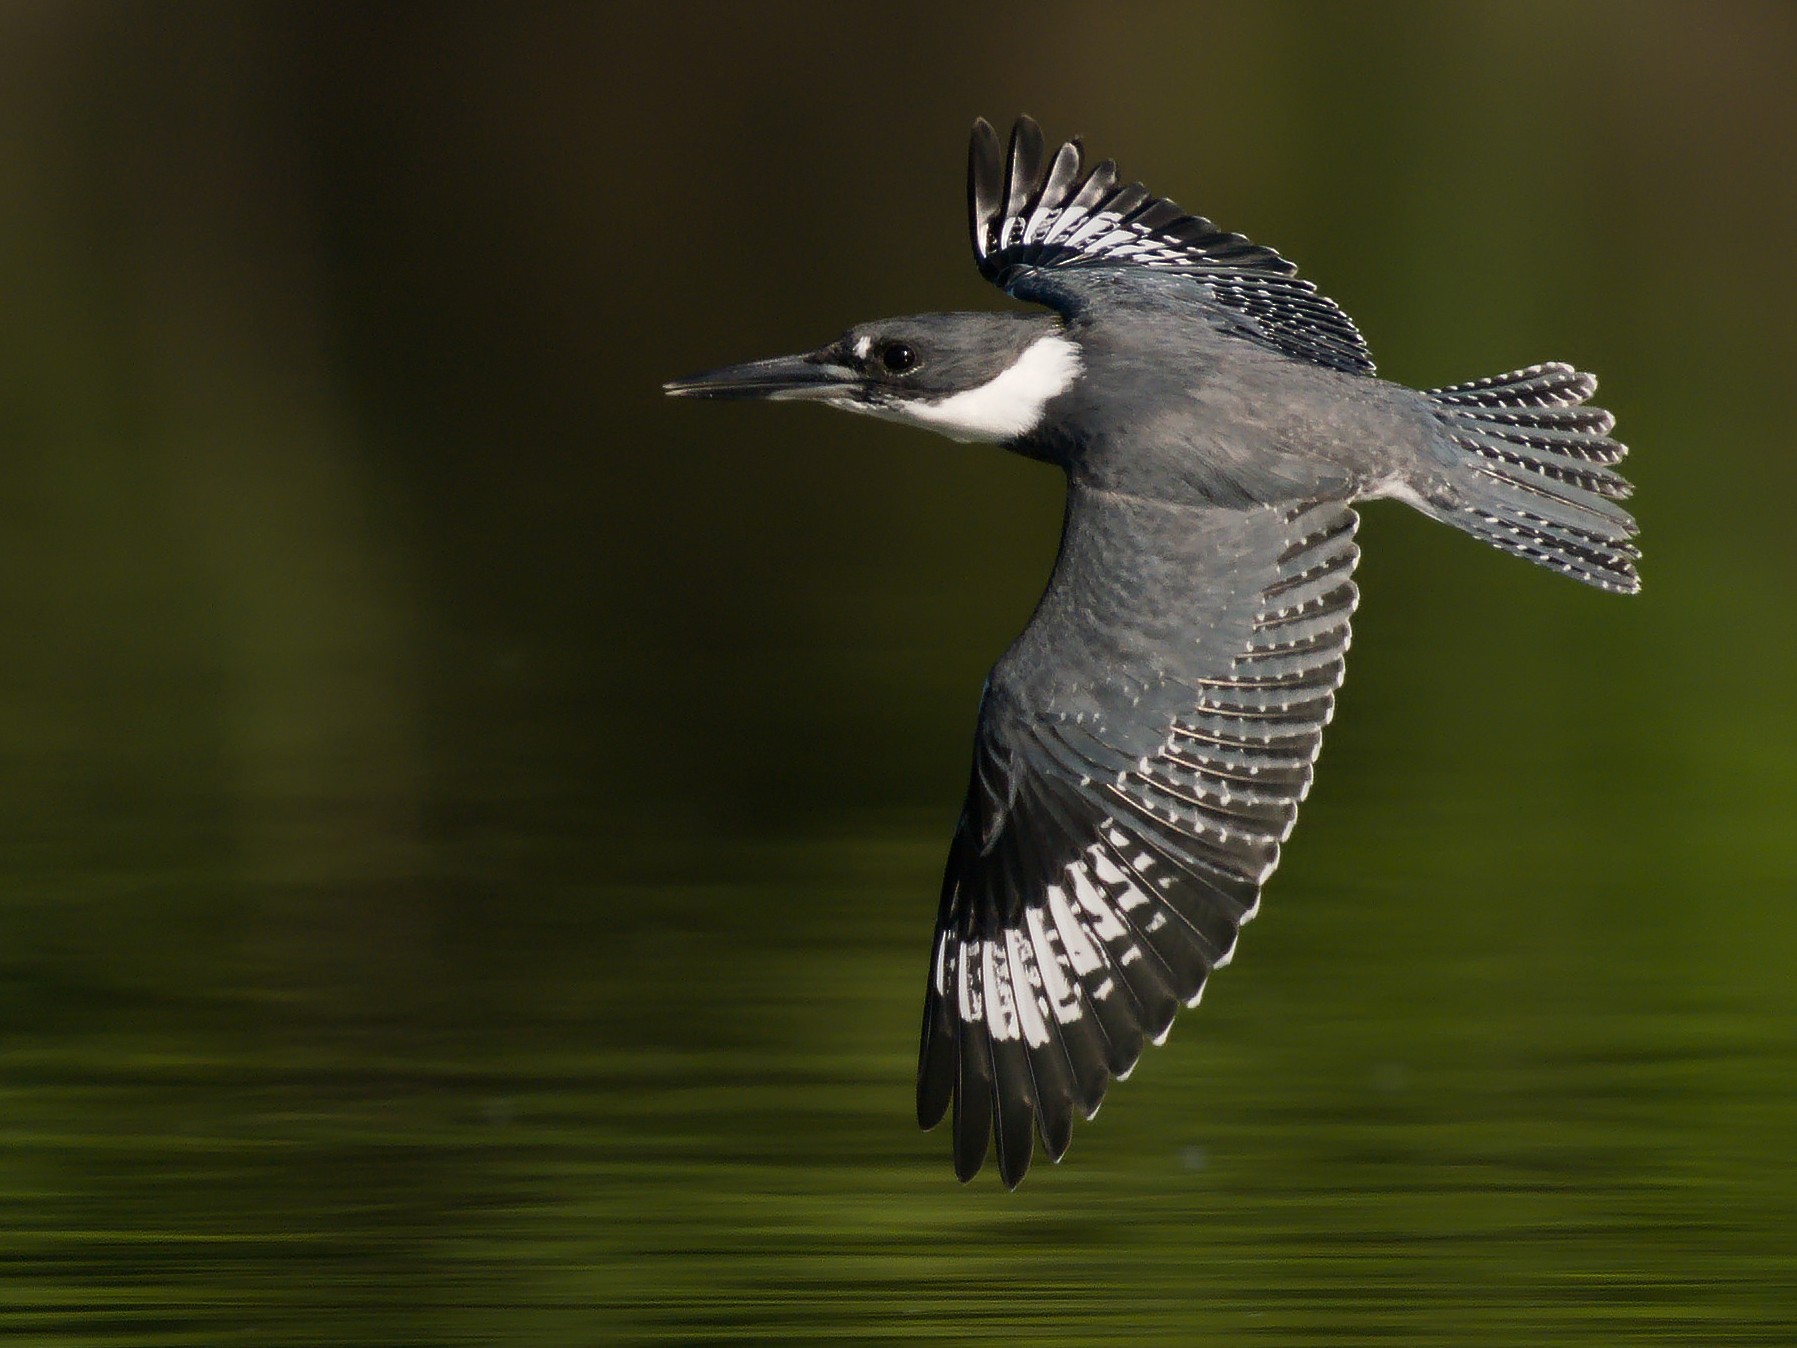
848 332 1083 443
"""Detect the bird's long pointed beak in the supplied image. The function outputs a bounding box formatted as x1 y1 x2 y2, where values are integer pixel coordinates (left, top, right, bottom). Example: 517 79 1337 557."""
663 349 858 401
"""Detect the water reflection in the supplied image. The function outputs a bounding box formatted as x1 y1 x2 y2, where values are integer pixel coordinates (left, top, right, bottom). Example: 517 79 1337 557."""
7 806 1794 1341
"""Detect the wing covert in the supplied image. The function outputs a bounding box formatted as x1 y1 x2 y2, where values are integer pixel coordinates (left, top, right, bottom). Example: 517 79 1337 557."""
968 116 1375 376
917 497 1359 1186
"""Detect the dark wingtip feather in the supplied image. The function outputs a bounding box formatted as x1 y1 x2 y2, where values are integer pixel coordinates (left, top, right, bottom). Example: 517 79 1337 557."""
993 1075 1035 1189
916 988 955 1130
1039 1106 1074 1164
952 1017 992 1182
1038 140 1084 217
1004 116 1047 226
968 117 1004 260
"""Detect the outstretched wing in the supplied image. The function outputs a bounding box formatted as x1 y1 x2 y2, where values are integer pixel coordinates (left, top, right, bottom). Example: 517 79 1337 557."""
968 116 1374 376
917 493 1360 1186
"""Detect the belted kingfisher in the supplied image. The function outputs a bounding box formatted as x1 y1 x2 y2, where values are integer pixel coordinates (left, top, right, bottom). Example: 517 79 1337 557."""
666 117 1639 1187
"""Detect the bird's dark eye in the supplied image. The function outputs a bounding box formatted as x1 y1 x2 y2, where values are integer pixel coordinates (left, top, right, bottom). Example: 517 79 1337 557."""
880 342 918 373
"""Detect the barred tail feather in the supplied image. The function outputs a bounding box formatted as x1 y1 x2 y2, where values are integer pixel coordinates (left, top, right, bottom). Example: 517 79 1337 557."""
1421 363 1640 594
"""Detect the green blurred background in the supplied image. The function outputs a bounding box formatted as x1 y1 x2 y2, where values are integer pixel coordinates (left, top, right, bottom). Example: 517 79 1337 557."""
1 2 1793 1343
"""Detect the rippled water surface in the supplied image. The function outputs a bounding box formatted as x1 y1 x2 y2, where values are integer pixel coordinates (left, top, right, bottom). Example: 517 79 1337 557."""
3 5 1795 1343
9 760 1794 1343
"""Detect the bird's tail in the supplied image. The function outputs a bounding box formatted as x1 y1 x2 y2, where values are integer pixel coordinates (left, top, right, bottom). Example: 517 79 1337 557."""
1412 363 1639 594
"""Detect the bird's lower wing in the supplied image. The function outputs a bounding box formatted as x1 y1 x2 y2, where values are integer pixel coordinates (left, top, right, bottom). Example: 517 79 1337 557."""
917 495 1360 1186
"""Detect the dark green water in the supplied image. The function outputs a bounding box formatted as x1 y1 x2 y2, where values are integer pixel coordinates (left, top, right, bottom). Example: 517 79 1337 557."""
2 4 1794 1343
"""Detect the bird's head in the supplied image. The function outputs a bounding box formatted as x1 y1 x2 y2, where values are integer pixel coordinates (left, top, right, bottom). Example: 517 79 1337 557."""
665 312 1079 444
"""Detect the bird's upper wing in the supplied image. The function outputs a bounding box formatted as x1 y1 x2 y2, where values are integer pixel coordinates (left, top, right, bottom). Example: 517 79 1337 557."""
918 491 1359 1186
969 116 1374 375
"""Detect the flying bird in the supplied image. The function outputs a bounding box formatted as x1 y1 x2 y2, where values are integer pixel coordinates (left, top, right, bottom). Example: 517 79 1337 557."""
665 117 1639 1187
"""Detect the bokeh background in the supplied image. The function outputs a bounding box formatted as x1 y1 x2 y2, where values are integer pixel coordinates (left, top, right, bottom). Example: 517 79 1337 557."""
2 2 1793 1343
